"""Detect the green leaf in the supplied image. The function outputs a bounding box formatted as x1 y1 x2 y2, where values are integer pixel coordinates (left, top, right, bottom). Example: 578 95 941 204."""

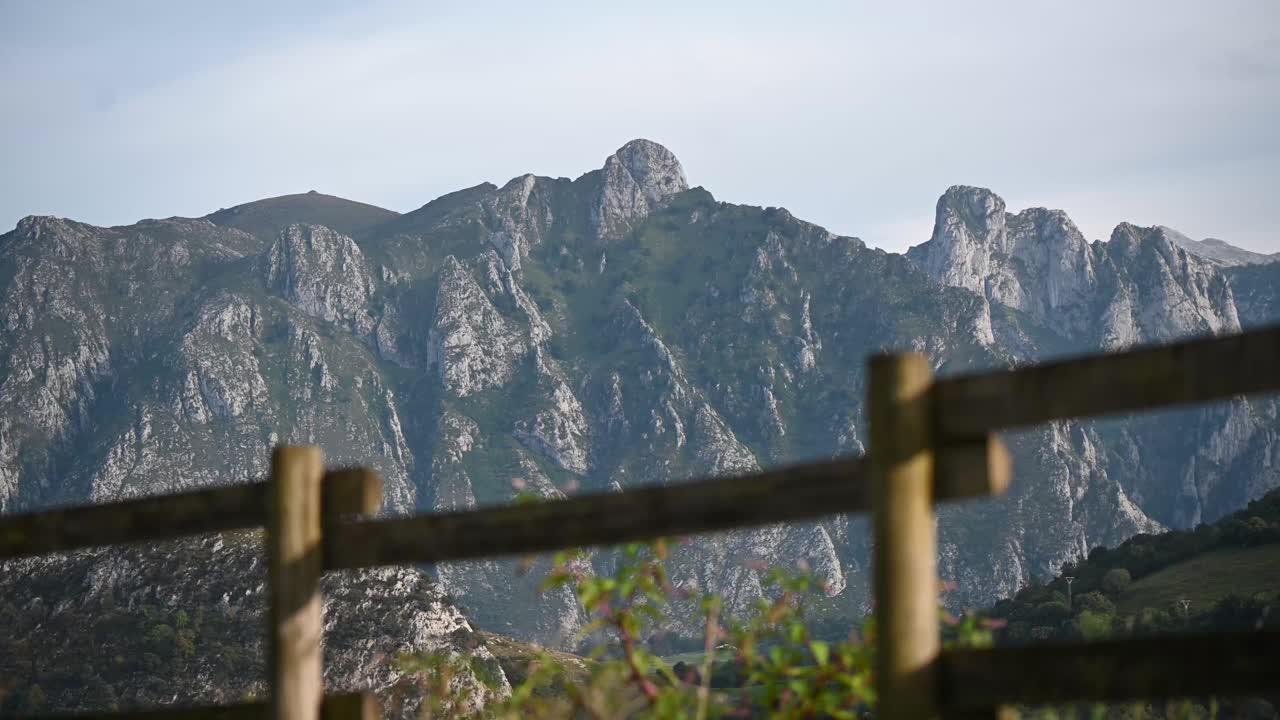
768 646 784 667
810 640 830 667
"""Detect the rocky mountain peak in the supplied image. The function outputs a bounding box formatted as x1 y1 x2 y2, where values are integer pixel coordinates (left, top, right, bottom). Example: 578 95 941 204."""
1096 221 1241 345
12 215 93 244
1154 226 1280 267
936 185 1008 243
1009 206 1086 246
1200 238 1236 250
611 138 688 204
1004 206 1096 310
591 139 688 241
14 214 60 233
481 174 554 272
906 185 1009 295
1108 224 1233 282
907 187 1247 347
1110 222 1172 257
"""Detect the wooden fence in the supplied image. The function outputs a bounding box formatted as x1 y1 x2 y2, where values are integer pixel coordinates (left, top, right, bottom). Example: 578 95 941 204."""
2 325 1279 719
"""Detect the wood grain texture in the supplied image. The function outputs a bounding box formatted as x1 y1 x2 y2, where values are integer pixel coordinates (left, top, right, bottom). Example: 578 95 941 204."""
870 353 940 720
267 446 326 720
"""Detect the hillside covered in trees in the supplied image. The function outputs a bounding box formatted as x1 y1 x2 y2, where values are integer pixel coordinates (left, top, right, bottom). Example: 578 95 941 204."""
990 487 1280 644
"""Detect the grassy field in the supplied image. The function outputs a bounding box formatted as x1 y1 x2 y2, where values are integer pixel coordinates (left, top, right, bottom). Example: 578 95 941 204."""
1116 544 1280 616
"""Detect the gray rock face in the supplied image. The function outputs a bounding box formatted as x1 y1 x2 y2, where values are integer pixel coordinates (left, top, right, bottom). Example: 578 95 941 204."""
1103 223 1240 345
908 186 1241 349
0 215 261 511
514 373 591 475
177 295 269 425
2 140 1278 706
1224 261 1280 329
480 175 554 272
909 186 1011 297
426 256 530 397
907 186 1276 546
266 223 375 336
614 138 689 205
591 139 689 241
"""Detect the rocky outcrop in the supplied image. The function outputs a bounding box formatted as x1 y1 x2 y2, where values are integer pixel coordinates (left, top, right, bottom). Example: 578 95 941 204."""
908 185 1241 348
690 403 758 477
480 175 555 272
266 223 375 336
908 186 1010 297
1102 223 1240 345
0 218 113 510
176 295 269 424
908 186 1101 340
590 139 688 241
514 371 591 475
1225 261 1280 329
426 256 529 397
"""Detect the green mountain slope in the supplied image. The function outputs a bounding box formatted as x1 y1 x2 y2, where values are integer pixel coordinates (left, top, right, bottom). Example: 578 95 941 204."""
206 190 400 241
1116 544 1280 616
990 487 1280 643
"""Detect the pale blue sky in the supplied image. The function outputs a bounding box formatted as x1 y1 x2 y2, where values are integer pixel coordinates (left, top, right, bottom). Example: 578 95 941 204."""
2 1 1277 252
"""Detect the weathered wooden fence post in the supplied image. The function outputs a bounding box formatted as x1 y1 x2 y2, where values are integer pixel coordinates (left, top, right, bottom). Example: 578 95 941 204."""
870 353 939 720
268 446 326 720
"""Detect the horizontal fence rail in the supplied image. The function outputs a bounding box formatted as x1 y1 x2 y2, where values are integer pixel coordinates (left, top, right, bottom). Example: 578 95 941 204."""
0 482 267 561
8 693 380 720
934 324 1280 439
327 457 865 570
325 449 1009 571
0 469 379 560
938 631 1280 709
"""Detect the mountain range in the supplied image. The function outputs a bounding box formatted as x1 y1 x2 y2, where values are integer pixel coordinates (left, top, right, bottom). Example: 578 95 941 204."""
1160 228 1279 268
1 139 1277 712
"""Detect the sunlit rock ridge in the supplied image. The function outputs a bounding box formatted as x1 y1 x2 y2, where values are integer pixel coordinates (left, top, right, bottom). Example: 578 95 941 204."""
1 140 1278 711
